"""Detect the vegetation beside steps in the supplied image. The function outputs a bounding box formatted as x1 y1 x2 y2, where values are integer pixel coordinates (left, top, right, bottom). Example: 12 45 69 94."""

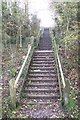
2 1 79 119
50 2 79 118
2 1 42 118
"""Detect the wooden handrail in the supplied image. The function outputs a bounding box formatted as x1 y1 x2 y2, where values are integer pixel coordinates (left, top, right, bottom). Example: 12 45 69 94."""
14 36 34 88
50 29 69 105
50 29 66 88
54 39 66 88
9 36 34 108
14 45 31 88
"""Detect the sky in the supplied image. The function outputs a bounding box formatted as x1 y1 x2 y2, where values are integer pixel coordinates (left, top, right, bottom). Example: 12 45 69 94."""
26 0 55 27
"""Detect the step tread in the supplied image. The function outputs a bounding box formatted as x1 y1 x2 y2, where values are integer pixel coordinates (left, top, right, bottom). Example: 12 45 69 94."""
32 61 55 63
31 63 55 65
33 56 54 58
22 94 60 99
28 76 57 81
24 88 59 92
26 83 57 85
34 50 53 53
28 74 56 77
28 78 57 81
25 83 58 87
27 102 53 105
29 70 56 73
32 58 54 60
30 67 55 70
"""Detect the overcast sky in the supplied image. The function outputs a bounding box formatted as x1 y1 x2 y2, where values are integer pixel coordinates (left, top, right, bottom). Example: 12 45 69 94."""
28 0 55 27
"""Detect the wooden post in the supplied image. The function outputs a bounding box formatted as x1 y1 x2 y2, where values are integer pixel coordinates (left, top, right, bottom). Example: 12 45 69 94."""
20 26 22 47
63 80 70 105
9 79 16 109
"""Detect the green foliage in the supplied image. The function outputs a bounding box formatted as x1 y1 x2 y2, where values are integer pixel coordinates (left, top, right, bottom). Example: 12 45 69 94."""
2 98 13 118
31 14 40 37
51 2 78 42
2 2 30 44
2 1 40 47
66 91 78 118
51 2 79 118
8 69 17 77
21 24 31 38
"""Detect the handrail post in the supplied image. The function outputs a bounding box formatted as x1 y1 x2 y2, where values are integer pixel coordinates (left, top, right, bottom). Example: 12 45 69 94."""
9 79 16 109
9 36 36 109
9 33 41 109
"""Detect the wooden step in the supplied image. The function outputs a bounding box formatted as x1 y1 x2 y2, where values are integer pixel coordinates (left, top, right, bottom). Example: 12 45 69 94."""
27 79 57 83
29 70 56 74
33 56 54 58
28 77 57 81
33 52 54 55
30 66 55 70
28 74 56 77
24 88 59 93
32 58 54 61
25 83 58 87
22 94 60 99
28 77 57 80
32 60 55 63
31 63 55 65
28 76 57 80
31 64 55 67
27 102 53 105
34 50 53 53
33 55 54 59
33 54 53 57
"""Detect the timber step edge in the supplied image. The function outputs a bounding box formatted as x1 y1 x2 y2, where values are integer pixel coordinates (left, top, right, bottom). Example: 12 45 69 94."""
22 94 60 99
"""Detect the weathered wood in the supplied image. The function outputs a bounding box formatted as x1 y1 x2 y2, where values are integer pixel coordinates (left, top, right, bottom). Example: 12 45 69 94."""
14 44 32 88
50 30 69 105
63 80 70 105
9 79 16 109
53 43 62 100
35 50 53 53
9 34 44 108
54 39 66 88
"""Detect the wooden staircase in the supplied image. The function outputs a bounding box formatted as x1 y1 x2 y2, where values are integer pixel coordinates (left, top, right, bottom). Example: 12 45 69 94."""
15 29 67 118
21 50 60 105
